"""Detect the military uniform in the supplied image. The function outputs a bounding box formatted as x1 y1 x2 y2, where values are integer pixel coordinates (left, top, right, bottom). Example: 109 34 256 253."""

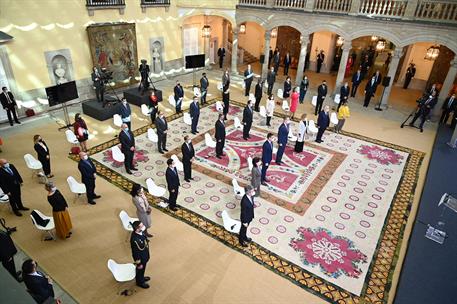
130 231 150 286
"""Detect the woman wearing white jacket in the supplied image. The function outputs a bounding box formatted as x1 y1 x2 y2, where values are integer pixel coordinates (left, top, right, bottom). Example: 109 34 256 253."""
294 114 308 152
266 94 275 127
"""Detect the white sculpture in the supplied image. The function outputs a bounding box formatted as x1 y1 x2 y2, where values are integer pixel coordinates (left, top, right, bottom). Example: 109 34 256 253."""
54 63 68 84
152 47 162 73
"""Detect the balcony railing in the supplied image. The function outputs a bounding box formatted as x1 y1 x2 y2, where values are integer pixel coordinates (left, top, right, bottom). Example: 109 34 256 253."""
359 0 407 18
315 0 351 13
415 0 457 22
239 0 267 6
86 0 125 7
141 0 171 12
275 0 307 9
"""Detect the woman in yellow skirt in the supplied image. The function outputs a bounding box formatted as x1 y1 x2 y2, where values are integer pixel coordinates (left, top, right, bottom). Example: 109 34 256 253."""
45 182 72 239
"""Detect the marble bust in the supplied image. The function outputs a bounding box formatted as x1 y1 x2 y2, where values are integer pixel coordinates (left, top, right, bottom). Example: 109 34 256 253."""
54 63 68 84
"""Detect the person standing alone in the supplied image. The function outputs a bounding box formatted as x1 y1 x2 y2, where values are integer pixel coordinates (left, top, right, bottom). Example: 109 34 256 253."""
0 87 21 126
238 185 256 247
130 221 150 289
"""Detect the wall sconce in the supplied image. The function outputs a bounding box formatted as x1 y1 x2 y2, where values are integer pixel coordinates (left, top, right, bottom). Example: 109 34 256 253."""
336 36 344 47
425 45 440 61
371 35 379 42
271 28 277 38
239 24 246 34
376 40 386 52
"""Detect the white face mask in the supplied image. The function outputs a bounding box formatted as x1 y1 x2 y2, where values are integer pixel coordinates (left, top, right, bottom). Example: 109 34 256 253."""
83 155 88 160
3 163 9 168
140 226 146 232
257 162 262 167
187 140 192 144
51 187 57 192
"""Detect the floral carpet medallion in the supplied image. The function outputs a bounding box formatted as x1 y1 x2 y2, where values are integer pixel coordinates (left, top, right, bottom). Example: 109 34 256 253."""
102 145 149 168
290 227 367 279
357 144 404 165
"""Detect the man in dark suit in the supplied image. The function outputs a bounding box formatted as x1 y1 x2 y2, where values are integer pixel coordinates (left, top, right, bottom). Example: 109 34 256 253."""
275 117 289 165
267 67 276 95
268 47 273 68
316 105 330 143
254 78 263 112
244 64 254 96
130 221 150 289
239 185 256 247
165 158 180 211
283 52 291 76
118 98 132 130
403 63 416 89
174 80 184 113
0 87 20 126
242 99 253 140
273 51 280 74
373 70 382 90
360 55 370 80
316 50 325 73
364 76 377 107
91 67 105 104
200 72 209 105
261 133 274 185
155 111 169 154
119 123 136 174
351 69 362 97
21 259 55 303
217 47 226 68
409 92 438 132
181 135 195 182
315 80 327 115
339 82 350 111
0 159 29 216
440 93 456 125
77 152 100 205
215 114 226 159
0 229 22 282
189 96 200 134
222 74 230 120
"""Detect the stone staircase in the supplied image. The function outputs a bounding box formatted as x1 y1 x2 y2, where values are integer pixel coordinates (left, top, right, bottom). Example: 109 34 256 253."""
241 47 258 64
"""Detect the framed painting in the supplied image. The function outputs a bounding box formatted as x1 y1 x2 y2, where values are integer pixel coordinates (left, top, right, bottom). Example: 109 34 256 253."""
87 22 138 88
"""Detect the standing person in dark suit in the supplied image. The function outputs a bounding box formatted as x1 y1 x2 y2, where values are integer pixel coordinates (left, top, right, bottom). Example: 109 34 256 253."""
403 63 416 89
315 80 327 115
130 221 150 289
299 75 309 104
91 67 104 104
316 105 330 143
77 152 100 205
283 76 292 99
268 47 273 68
238 185 256 247
0 87 20 126
283 52 291 76
215 114 226 159
316 50 325 73
33 135 53 178
339 82 350 111
275 117 290 165
372 70 382 89
119 123 136 174
155 111 169 154
363 76 377 107
0 159 29 216
165 158 180 211
0 229 22 282
181 135 195 183
217 46 226 68
351 69 362 97
261 133 274 185
174 80 184 113
189 96 200 134
22 259 55 303
242 99 253 140
440 93 456 125
409 92 438 132
273 51 280 74
267 67 276 95
254 78 263 112
200 72 209 105
251 157 262 197
149 90 159 124
118 98 132 130
244 64 254 96
222 71 230 120
360 55 370 80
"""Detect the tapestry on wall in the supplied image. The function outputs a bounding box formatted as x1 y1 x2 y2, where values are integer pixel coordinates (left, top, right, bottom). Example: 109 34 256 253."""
86 22 138 88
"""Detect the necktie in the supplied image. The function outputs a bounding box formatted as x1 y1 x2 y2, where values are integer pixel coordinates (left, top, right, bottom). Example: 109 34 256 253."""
448 98 454 108
5 167 13 175
124 130 131 139
5 93 12 104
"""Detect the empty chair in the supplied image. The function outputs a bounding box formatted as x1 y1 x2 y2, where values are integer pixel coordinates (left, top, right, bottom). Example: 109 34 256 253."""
146 178 166 197
215 101 224 112
330 112 339 125
183 113 192 126
30 210 55 241
168 95 176 107
234 117 243 130
232 179 245 197
264 81 268 89
113 114 123 127
277 89 283 99
193 86 201 97
147 128 158 143
221 210 241 233
66 176 86 203
107 259 136 295
65 130 79 145
249 93 255 102
308 120 318 138
112 146 125 163
217 82 223 91
334 94 341 105
282 99 290 112
288 129 297 142
247 156 253 171
171 154 184 172
311 96 317 107
205 133 216 148
24 154 44 180
119 210 138 242
0 188 11 213
259 106 267 118
141 104 150 116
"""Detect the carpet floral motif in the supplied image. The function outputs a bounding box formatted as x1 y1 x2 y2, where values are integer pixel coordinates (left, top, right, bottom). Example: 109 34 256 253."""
290 227 367 279
357 144 404 165
102 145 149 168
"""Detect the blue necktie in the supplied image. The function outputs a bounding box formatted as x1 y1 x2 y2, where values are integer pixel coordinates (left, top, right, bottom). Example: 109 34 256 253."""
5 167 13 175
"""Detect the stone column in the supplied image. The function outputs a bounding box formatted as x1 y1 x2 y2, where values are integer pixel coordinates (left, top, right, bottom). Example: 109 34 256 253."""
204 36 210 68
334 41 352 93
262 30 271 79
295 36 309 85
380 49 403 108
231 29 239 75
433 58 457 116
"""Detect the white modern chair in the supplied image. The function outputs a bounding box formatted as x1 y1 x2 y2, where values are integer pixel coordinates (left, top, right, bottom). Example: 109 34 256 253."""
113 114 123 127
119 210 138 242
147 128 158 143
282 99 290 112
249 93 255 102
221 210 241 234
66 176 86 203
30 210 55 241
264 81 269 89
330 112 339 126
205 133 216 148
259 106 267 118
288 129 298 142
193 86 201 97
247 156 253 171
65 130 79 145
171 155 184 172
141 104 150 117
234 117 243 130
168 95 176 107
311 96 317 107
277 89 283 99
215 101 224 112
308 120 319 138
112 146 125 163
146 178 166 197
183 113 192 126
232 179 245 198
107 259 136 295
0 188 11 213
334 94 341 105
217 82 223 91
23 154 44 180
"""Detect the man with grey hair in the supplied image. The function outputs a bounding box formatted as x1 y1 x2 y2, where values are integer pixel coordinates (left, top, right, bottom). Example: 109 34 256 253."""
119 123 136 174
239 185 256 247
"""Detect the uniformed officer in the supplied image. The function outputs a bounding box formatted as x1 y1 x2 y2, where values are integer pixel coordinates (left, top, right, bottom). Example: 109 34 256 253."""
130 221 150 288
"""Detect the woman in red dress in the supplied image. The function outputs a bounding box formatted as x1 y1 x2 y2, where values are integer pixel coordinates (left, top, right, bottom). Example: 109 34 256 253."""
345 56 353 78
290 87 299 118
149 90 159 123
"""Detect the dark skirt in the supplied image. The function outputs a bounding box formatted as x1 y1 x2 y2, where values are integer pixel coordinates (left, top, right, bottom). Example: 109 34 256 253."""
294 141 304 152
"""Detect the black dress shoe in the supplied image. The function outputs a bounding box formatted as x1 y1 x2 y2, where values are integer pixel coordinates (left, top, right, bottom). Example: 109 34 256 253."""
420 128 424 133
144 276 151 282
261 182 268 186
246 237 252 242
159 151 164 154
239 242 248 247
185 179 190 183
137 283 150 289
131 167 138 171
19 207 30 211
94 195 101 199
163 148 169 152
190 177 194 180
14 211 22 217
15 121 21 124
191 132 197 135
88 201 96 205
126 170 133 174
170 207 178 212
216 155 222 159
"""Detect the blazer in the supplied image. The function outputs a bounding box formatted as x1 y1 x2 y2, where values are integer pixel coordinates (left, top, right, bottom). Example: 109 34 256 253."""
130 232 150 265
190 102 200 119
240 194 255 224
0 91 16 109
278 123 289 145
244 69 254 83
119 130 135 153
373 73 382 86
317 84 327 99
340 85 350 100
0 230 17 262
255 83 262 99
181 142 195 162
91 71 103 88
217 48 225 57
165 167 180 190
419 96 437 115
317 111 330 128
174 85 184 101
406 66 416 78
284 55 291 65
283 81 292 97
200 76 209 90
242 106 253 124
300 79 309 92
23 273 54 304
365 80 377 95
34 141 50 163
251 167 261 188
118 103 131 119
155 117 168 135
267 71 276 85
0 164 23 193
215 120 226 141
442 96 456 110
352 72 362 85
78 159 96 182
222 74 230 88
262 140 273 164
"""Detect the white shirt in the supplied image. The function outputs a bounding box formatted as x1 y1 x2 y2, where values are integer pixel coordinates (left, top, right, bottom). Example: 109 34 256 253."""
266 98 275 116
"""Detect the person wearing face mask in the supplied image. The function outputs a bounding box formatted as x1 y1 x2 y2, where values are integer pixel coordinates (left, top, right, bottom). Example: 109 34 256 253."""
130 221 150 289
33 135 53 178
22 259 56 303
118 98 132 130
119 123 136 174
155 111 169 154
215 114 226 159
77 152 100 205
174 80 184 113
73 113 89 152
363 76 377 107
239 185 256 247
261 133 274 185
316 80 327 115
275 117 290 165
299 75 309 104
339 82 350 112
316 105 330 143
181 135 195 183
0 159 29 216
242 99 253 140
189 96 200 135
251 157 262 197
283 76 292 100
45 182 72 239
131 183 153 238
165 158 180 212
409 92 438 132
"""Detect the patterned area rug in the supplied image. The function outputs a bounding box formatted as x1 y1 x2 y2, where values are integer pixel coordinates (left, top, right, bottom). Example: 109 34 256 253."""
71 99 424 303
